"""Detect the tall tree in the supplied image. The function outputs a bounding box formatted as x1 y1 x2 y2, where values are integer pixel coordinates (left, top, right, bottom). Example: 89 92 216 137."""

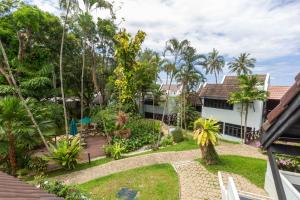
228 75 268 143
202 48 225 83
162 38 189 127
228 53 255 75
176 45 205 129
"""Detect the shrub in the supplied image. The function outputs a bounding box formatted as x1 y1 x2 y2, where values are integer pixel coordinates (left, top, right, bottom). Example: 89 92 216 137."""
27 157 48 173
16 168 29 177
276 154 300 173
46 136 81 170
172 128 184 143
34 176 91 200
160 135 173 147
103 145 113 158
110 143 125 160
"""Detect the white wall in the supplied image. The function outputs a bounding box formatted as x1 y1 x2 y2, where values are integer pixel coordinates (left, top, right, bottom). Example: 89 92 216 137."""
201 100 264 130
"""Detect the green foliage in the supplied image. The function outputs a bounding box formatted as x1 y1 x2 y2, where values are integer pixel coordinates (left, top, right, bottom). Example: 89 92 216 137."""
172 129 184 143
46 136 82 170
276 154 300 173
112 118 161 152
228 53 256 75
202 48 225 83
34 176 91 200
110 142 125 160
27 157 48 174
160 135 173 147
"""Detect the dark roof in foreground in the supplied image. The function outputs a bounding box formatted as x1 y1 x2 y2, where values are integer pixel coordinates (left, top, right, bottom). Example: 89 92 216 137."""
261 72 300 148
199 74 267 100
0 171 63 200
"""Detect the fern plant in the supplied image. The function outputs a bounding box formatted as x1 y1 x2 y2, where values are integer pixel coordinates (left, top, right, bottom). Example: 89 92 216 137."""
46 136 81 170
193 118 220 165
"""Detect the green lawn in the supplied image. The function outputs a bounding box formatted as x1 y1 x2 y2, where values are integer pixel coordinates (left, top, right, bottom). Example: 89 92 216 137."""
79 164 179 200
199 155 267 188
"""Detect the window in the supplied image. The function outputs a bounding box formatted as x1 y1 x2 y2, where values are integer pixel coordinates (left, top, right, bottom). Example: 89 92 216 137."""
203 98 233 110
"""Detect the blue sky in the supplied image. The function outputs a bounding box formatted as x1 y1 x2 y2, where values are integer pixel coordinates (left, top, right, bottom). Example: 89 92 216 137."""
29 0 300 86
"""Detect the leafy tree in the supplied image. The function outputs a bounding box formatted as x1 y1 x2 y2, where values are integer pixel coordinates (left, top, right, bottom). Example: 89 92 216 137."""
113 29 146 112
228 53 255 75
228 75 268 143
193 118 220 165
202 48 225 83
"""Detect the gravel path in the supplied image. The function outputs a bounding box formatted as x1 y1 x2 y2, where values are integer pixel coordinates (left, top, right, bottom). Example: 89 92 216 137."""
55 142 266 185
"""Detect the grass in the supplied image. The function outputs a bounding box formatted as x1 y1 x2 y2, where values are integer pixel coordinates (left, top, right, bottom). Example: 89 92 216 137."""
79 164 179 200
199 155 267 188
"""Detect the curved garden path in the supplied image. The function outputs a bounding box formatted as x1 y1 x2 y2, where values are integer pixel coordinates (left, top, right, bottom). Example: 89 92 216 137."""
54 143 268 199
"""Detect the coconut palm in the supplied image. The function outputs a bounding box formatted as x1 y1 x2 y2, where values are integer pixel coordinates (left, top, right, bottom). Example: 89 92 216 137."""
228 53 255 75
193 118 220 165
228 75 268 143
202 48 225 83
0 96 26 175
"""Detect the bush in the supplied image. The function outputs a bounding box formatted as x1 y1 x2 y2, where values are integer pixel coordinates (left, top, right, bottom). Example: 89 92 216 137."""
111 143 125 160
276 154 300 173
112 117 161 152
27 157 48 173
160 135 173 147
34 176 91 200
172 128 184 143
46 136 81 170
103 145 113 158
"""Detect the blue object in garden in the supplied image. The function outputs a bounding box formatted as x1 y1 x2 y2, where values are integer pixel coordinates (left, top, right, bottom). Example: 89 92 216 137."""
80 117 92 125
117 188 137 200
70 119 78 136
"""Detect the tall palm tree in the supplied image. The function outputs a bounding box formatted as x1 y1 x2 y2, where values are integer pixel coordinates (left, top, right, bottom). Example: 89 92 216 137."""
228 53 256 75
202 48 225 83
162 38 189 127
176 46 205 129
0 40 50 152
193 118 220 165
58 0 78 138
0 96 26 175
228 75 268 143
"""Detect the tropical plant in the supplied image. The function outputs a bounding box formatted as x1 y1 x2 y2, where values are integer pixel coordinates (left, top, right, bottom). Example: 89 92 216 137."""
193 118 220 165
202 48 225 83
171 128 184 143
46 136 82 170
110 142 125 160
160 135 173 147
27 157 48 174
228 75 268 143
0 96 26 175
228 53 256 75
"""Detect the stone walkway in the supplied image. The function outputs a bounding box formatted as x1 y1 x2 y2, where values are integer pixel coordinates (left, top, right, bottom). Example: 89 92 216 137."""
56 142 265 184
172 160 268 200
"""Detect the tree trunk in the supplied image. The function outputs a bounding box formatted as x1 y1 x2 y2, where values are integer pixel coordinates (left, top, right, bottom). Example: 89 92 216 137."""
214 71 218 84
7 124 17 176
240 103 244 142
59 1 71 138
0 40 50 152
91 44 100 92
80 43 86 138
244 102 249 144
200 141 219 165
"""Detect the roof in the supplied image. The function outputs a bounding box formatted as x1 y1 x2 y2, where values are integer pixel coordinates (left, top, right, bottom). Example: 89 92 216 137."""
199 84 239 100
199 74 267 100
268 86 290 100
160 84 181 93
0 171 63 200
261 72 300 148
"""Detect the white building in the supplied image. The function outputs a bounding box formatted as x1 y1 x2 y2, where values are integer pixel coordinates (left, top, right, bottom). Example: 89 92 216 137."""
199 74 270 141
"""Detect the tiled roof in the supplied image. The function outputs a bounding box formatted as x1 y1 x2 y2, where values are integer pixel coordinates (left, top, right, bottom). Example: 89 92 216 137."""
262 72 300 130
199 74 267 100
0 171 63 200
160 84 181 93
268 86 290 100
199 84 239 100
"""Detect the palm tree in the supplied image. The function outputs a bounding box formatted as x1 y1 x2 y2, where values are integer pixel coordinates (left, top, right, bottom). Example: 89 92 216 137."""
58 0 78 138
228 75 268 143
202 48 225 83
228 53 256 75
176 46 205 129
193 118 220 165
162 38 189 128
0 40 50 152
0 96 26 175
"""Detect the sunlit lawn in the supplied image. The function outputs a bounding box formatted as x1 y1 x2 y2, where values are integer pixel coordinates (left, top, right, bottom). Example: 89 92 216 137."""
199 155 267 188
79 164 179 200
